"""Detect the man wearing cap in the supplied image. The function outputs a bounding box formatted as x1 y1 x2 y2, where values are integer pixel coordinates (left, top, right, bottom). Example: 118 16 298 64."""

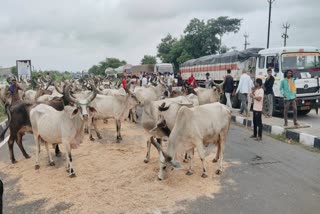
205 73 212 88
9 78 23 104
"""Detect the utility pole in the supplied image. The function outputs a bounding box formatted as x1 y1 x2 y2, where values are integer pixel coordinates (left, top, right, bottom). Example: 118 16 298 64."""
267 0 275 48
244 33 250 50
282 23 290 47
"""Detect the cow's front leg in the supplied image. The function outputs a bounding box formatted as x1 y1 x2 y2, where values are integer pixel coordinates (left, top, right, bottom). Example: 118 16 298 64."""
197 144 208 178
16 133 30 159
116 120 122 142
64 143 75 177
92 118 102 139
144 137 152 163
8 135 17 164
186 149 194 176
34 137 40 170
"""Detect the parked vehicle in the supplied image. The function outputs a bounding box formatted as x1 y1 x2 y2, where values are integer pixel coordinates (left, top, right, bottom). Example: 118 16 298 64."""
180 47 320 115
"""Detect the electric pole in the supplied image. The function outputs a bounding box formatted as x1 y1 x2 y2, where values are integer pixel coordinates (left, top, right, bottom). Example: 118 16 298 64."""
244 33 250 50
267 0 275 48
282 23 290 47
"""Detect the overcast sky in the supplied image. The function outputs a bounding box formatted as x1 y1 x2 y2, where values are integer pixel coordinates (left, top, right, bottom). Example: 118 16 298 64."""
0 0 319 72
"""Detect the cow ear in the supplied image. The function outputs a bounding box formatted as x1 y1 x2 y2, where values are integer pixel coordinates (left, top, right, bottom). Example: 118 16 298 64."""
72 108 79 116
170 160 183 169
88 106 97 113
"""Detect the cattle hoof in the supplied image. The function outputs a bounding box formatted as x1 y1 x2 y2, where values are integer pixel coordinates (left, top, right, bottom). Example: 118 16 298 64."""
201 173 208 178
157 177 163 181
183 159 189 163
35 165 40 170
215 169 222 175
84 128 89 134
69 173 76 178
144 159 149 163
90 137 95 141
186 171 193 176
49 161 55 166
25 154 31 159
56 152 62 157
97 134 103 139
11 159 17 164
212 158 218 163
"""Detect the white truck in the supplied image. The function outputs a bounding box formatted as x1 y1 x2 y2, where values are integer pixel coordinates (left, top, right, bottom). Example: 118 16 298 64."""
180 47 320 115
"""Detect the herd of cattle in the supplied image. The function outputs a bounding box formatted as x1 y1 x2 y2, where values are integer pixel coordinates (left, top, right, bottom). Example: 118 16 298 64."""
0 75 231 180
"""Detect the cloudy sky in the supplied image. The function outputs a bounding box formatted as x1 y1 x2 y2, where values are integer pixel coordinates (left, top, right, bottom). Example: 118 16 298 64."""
0 0 319 72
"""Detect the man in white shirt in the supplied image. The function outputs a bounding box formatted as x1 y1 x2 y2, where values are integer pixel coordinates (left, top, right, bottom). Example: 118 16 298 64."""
234 70 254 116
141 75 148 87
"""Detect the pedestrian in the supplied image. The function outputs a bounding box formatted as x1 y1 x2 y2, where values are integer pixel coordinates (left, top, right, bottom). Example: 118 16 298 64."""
205 73 212 88
139 72 143 86
187 73 197 88
280 70 299 127
9 78 23 105
250 78 264 141
121 76 127 89
176 72 183 92
141 74 148 87
223 69 234 109
234 70 254 116
264 68 275 117
166 73 173 94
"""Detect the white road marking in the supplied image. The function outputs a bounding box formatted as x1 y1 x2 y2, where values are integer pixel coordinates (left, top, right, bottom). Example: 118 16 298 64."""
0 135 9 149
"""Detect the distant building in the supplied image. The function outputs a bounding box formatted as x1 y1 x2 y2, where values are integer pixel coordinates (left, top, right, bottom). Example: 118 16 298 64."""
131 64 154 76
0 67 13 79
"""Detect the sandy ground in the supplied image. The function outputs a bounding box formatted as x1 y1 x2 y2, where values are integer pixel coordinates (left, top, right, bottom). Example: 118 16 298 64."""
0 120 233 214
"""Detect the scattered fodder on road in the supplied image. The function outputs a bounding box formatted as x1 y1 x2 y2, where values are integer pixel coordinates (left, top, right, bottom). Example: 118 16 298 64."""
0 120 234 213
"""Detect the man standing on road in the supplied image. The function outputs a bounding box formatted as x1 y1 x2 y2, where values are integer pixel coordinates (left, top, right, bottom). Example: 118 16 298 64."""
9 78 23 104
141 74 148 87
187 73 197 88
264 68 275 117
234 70 254 116
176 72 183 91
223 69 234 109
121 76 127 89
280 70 299 127
250 78 264 141
205 73 212 88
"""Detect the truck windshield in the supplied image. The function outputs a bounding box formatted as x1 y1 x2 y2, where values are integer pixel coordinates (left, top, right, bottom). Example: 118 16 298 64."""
281 52 320 78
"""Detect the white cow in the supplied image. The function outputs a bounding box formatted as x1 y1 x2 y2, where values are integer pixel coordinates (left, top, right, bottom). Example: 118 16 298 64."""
142 94 199 163
151 102 231 180
30 86 96 177
88 92 140 141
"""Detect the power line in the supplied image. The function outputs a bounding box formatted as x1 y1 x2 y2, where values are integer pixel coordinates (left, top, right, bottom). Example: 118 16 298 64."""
244 33 250 50
282 23 290 47
267 0 275 48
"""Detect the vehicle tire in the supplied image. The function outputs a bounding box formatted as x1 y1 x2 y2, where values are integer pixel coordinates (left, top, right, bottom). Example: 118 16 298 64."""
298 109 311 115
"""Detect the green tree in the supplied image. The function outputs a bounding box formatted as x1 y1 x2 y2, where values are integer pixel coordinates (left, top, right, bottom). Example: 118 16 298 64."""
156 16 242 71
88 58 127 76
141 55 157 64
11 66 17 76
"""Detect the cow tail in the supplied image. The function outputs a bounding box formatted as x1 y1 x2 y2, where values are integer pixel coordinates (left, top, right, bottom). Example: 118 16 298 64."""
0 104 12 141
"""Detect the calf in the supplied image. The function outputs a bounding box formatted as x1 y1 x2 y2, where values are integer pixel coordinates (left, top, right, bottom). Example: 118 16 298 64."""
151 103 231 180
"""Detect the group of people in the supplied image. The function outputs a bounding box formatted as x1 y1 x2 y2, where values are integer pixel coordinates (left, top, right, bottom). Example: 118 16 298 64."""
233 68 299 141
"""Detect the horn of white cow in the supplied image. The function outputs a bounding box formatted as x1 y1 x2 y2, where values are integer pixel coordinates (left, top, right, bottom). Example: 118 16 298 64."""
89 82 102 94
212 79 225 87
64 84 78 104
54 82 64 94
86 83 98 103
158 102 170 112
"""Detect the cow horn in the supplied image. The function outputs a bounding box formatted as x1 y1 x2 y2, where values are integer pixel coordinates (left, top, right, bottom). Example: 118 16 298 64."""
64 84 77 104
54 82 64 94
90 82 102 94
158 102 170 112
86 83 97 103
212 79 225 87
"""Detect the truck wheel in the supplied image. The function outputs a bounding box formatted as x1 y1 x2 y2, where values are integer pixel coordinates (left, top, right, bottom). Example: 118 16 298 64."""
298 109 311 115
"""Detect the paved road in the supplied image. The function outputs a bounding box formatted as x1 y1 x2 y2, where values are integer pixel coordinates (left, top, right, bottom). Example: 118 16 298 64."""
1 126 320 213
297 110 320 129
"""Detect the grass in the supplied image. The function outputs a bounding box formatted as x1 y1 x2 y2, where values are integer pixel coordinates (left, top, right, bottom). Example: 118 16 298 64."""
0 104 7 122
